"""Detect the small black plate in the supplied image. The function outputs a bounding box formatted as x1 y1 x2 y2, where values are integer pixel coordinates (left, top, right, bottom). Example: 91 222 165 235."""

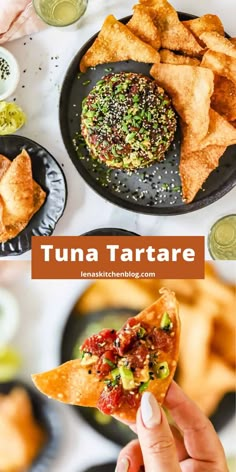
0 380 61 471
60 13 236 216
61 305 235 445
0 135 67 257
82 228 139 236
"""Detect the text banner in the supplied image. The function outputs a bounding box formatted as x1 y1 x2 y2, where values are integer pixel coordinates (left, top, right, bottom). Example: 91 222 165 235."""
31 236 205 279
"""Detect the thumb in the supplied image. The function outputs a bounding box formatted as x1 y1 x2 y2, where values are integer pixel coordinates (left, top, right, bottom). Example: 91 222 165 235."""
137 392 181 472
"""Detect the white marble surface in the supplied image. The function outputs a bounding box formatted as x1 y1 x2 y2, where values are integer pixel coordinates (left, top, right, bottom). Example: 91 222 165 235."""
1 261 235 472
2 0 236 260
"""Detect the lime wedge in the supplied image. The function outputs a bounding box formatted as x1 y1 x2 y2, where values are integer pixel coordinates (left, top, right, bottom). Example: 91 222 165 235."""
0 347 21 381
0 101 26 135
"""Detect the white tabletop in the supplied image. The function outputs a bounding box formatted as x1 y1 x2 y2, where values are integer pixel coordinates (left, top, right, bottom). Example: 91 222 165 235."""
3 260 235 472
2 0 236 260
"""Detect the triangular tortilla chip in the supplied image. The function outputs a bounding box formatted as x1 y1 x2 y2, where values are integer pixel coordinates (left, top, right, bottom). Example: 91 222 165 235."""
182 14 224 41
200 32 236 59
0 151 46 243
160 49 200 66
201 50 236 85
32 289 180 422
211 75 236 122
0 155 11 181
139 0 203 56
127 5 161 49
150 63 214 144
80 15 160 72
183 109 236 152
180 144 226 203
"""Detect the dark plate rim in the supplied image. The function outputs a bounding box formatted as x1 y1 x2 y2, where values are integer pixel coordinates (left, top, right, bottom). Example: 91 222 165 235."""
81 227 139 236
59 13 236 216
0 134 68 257
0 379 61 471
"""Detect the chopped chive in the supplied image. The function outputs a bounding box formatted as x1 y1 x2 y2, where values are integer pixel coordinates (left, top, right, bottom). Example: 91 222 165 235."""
82 80 91 86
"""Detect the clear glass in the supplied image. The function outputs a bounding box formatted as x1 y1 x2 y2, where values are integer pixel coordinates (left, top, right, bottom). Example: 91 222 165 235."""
208 214 236 260
33 0 88 27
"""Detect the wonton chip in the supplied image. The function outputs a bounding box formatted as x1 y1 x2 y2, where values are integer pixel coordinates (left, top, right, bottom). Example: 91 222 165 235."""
0 150 46 243
230 38 236 47
201 50 236 85
200 32 236 59
150 63 214 145
127 5 161 50
231 120 236 128
80 15 160 72
139 0 203 56
182 109 236 152
182 14 224 41
211 75 236 122
180 144 226 203
160 49 200 66
32 289 180 422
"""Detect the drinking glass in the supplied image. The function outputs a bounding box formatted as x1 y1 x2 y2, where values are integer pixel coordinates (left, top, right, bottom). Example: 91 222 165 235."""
33 0 88 27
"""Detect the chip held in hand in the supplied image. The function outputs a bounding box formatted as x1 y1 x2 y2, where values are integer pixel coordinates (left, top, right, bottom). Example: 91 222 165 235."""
32 288 180 422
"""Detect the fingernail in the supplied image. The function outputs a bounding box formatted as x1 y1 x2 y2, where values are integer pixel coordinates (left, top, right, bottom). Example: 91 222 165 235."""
115 457 129 472
141 392 162 428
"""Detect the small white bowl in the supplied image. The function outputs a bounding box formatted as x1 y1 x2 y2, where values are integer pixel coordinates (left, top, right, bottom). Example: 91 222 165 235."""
0 46 20 100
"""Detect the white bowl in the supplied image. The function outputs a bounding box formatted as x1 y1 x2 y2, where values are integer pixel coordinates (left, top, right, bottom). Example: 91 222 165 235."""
0 46 20 100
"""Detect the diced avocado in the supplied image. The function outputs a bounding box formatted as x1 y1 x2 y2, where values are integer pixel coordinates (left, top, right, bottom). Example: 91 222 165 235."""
111 368 120 380
160 312 173 331
154 361 169 379
119 366 135 390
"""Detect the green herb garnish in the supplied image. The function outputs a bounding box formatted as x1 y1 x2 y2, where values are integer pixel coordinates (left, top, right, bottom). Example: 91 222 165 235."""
160 312 173 331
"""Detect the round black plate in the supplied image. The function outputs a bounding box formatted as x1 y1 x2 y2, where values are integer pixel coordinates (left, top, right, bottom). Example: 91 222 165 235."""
61 305 235 445
0 135 67 257
0 380 61 471
61 307 138 446
82 228 139 236
82 463 117 472
60 13 236 216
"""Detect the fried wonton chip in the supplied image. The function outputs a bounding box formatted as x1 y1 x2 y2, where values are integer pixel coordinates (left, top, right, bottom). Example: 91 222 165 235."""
150 63 214 144
139 0 203 56
0 150 46 243
160 49 200 66
180 144 226 203
182 14 224 41
230 38 236 47
201 50 236 85
182 108 236 152
211 75 236 122
200 32 236 59
127 5 161 49
230 120 236 128
80 15 160 72
0 155 10 181
32 289 180 422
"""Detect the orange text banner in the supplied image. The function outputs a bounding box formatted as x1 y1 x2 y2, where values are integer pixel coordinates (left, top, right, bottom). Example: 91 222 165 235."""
31 236 205 279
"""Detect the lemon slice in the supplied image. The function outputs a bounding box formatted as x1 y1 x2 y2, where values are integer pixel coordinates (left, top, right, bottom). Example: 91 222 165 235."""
0 101 26 135
0 288 19 347
0 347 21 381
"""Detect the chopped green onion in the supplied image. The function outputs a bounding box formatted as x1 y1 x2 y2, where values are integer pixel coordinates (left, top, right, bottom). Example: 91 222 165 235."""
160 312 173 331
139 380 150 393
82 80 91 86
104 67 113 72
103 358 116 368
111 368 120 380
137 327 146 339
155 361 169 379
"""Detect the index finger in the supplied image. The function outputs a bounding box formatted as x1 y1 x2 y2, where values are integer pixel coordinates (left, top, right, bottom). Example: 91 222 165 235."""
165 382 226 465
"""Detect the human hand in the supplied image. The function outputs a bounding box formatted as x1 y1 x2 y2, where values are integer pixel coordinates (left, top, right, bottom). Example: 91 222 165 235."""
115 381 228 472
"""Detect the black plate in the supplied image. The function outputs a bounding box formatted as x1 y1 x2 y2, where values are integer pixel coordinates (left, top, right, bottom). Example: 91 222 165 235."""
61 307 138 446
60 13 236 216
82 228 139 236
82 463 117 472
61 305 235 445
0 380 61 471
0 135 67 257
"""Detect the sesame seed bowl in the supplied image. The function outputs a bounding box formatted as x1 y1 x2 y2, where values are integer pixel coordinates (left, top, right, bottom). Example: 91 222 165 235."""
0 47 20 101
60 13 236 215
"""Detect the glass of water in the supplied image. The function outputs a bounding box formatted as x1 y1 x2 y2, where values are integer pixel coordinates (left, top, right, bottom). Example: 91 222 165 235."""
33 0 88 27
